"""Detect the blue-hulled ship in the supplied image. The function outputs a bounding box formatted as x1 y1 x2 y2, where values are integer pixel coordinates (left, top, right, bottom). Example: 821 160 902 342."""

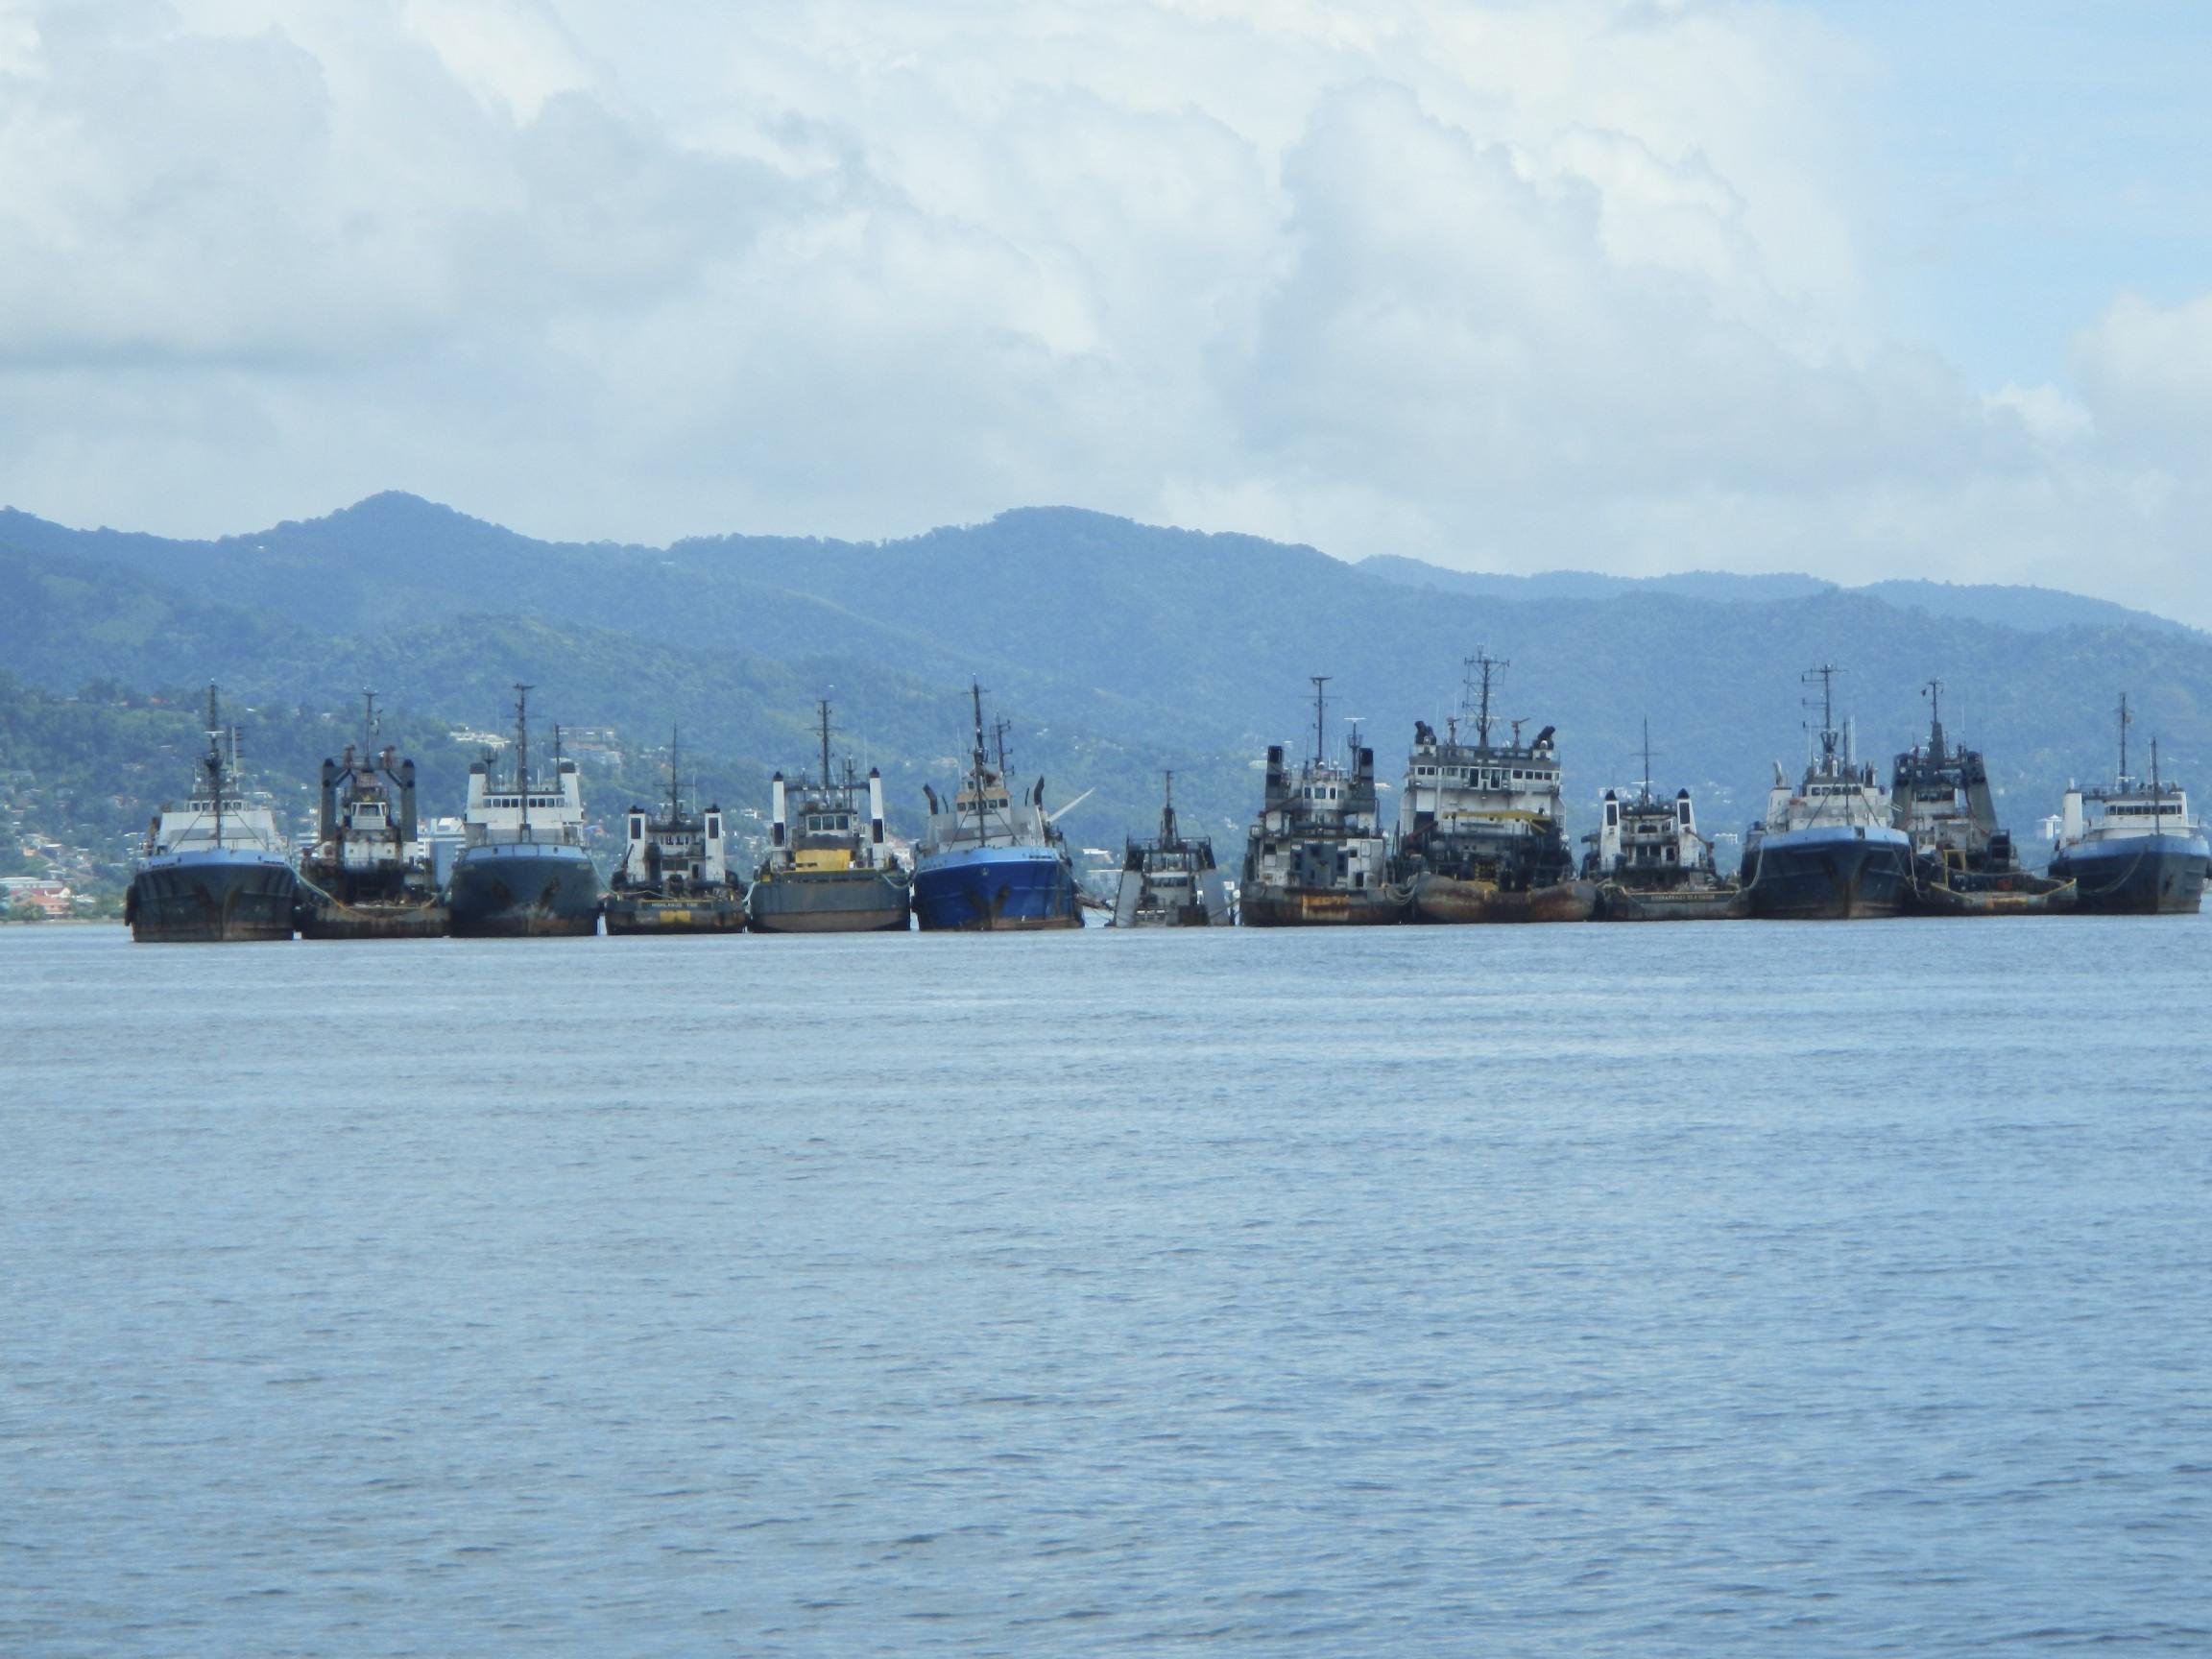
445 685 603 938
2049 695 2209 915
1738 664 1913 920
910 685 1082 931
126 684 298 943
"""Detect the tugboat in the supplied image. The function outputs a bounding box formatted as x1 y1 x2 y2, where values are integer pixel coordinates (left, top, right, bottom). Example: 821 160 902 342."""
445 684 603 938
2049 694 2209 915
1892 680 2072 916
1738 664 1913 920
1112 772 1233 926
749 700 911 932
910 685 1082 931
126 684 298 943
294 690 447 939
1583 722 1743 921
1239 676 1402 926
603 731 746 934
1396 653 1595 923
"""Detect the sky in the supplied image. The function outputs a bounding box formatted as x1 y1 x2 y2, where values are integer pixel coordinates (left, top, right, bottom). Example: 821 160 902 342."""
4 0 2212 621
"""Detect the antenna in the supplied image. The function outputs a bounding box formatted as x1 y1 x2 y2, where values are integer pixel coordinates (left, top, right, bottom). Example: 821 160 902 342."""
1640 717 1654 801
362 687 380 762
1922 679 1944 758
1345 714 1363 759
1310 675 1332 768
1160 769 1177 844
2118 691 2132 783
817 698 833 793
1462 651 1505 747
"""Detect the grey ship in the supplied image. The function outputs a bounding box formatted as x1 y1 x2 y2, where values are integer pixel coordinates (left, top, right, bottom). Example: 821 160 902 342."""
748 701 910 932
1582 724 1743 921
1112 772 1233 926
1396 653 1595 923
1239 677 1401 926
1891 680 2070 915
604 731 746 934
295 691 447 939
445 685 603 938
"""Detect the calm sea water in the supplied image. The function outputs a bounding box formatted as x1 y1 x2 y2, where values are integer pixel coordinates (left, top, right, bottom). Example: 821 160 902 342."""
5 917 2209 1656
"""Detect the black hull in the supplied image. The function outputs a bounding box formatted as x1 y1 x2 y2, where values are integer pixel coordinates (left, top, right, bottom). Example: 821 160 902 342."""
2051 843 2209 915
295 863 447 938
447 847 602 938
1905 858 2075 917
748 870 911 933
1593 881 1747 922
128 858 297 943
1742 837 1913 920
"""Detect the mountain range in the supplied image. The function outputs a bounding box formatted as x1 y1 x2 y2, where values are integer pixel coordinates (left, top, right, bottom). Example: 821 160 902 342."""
5 492 2209 878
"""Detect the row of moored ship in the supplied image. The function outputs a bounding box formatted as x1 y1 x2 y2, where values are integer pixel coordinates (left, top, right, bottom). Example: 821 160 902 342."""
125 662 2209 943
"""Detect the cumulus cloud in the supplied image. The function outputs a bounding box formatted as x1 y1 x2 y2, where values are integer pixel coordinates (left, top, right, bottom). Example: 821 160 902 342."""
2 0 2209 624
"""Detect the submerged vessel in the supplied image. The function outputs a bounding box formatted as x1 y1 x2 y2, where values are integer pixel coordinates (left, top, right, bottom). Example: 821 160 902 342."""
126 684 298 943
910 685 1082 931
1112 772 1233 926
1738 664 1913 920
603 732 745 934
445 685 603 938
1583 724 1743 921
1239 676 1402 926
295 691 447 939
1396 654 1595 924
1891 681 2072 916
2048 695 2209 915
749 701 910 933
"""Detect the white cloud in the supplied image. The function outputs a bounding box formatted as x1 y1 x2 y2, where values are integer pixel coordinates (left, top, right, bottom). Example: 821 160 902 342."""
1 0 2210 624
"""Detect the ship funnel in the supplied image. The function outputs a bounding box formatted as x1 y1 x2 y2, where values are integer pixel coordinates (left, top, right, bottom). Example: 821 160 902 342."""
868 768 885 845
2061 787 2085 844
319 757 339 841
703 807 727 883
398 757 418 846
770 773 787 848
1264 744 1286 805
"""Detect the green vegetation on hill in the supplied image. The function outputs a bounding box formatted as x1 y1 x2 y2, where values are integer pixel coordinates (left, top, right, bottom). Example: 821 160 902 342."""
5 495 2211 875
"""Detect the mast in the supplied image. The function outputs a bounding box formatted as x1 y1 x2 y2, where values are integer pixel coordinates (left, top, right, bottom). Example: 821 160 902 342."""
817 699 833 795
361 687 380 771
1160 770 1177 844
2118 691 2132 784
1640 717 1654 803
969 681 989 842
667 725 683 821
1310 675 1331 768
1923 679 1944 759
1462 651 1505 748
1801 663 1840 771
514 683 534 837
204 682 225 848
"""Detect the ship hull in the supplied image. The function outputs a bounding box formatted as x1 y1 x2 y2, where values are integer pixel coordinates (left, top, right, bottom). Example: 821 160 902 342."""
1593 881 1747 922
446 844 603 938
2050 833 2209 915
1741 828 1913 920
1111 868 1234 927
1905 859 2076 917
1238 884 1405 926
748 869 909 933
1408 873 1596 924
295 862 447 939
911 846 1080 931
603 889 749 934
127 850 298 943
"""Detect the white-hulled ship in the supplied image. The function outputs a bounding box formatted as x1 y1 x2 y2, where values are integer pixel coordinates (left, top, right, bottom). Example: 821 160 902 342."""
1395 653 1594 923
126 684 298 943
294 690 447 939
603 731 746 934
910 685 1083 931
2049 694 2209 915
1738 664 1913 920
1582 723 1743 921
749 701 911 932
1891 680 2071 915
1112 772 1233 926
1240 676 1401 926
445 685 603 938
